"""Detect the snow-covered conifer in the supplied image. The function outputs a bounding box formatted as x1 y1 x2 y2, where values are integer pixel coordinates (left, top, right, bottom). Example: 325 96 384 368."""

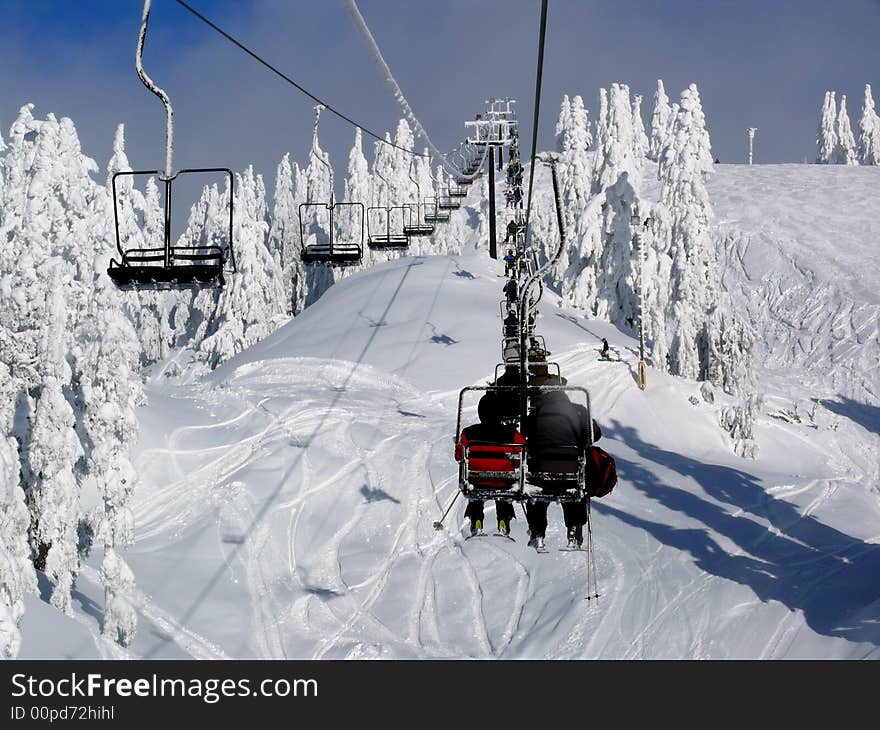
649 80 671 161
198 167 287 367
632 94 649 160
28 276 82 614
858 84 880 165
816 91 838 164
555 94 573 154
0 430 35 658
834 95 858 165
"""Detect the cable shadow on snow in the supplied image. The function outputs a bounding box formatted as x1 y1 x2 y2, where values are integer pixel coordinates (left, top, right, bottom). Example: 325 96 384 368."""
595 419 880 649
144 260 421 659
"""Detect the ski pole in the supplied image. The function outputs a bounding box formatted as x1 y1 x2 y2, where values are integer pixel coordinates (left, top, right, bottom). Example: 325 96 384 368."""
433 491 461 530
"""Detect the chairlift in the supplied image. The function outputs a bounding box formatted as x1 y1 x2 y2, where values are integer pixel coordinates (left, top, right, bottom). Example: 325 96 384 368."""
367 205 409 250
402 159 435 236
299 106 364 266
454 384 594 504
403 202 434 237
299 201 364 265
422 196 450 223
108 0 236 290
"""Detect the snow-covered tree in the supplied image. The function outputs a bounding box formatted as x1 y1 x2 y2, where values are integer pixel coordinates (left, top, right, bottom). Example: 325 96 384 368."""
649 80 672 162
632 94 649 160
338 128 371 273
858 84 880 165
0 430 35 658
555 94 573 154
267 153 307 315
80 262 142 644
834 94 858 165
816 91 838 164
197 166 287 367
302 106 335 304
592 84 640 193
28 275 82 614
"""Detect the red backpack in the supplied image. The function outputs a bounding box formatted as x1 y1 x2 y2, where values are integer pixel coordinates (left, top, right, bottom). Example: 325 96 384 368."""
587 446 617 498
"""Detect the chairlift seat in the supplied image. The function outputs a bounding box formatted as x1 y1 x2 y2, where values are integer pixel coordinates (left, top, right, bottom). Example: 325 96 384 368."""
108 168 235 291
367 234 409 251
301 244 362 265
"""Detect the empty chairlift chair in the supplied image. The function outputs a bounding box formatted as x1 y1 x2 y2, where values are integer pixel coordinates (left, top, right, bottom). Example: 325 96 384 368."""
108 0 236 290
403 201 434 237
299 200 364 266
367 205 409 250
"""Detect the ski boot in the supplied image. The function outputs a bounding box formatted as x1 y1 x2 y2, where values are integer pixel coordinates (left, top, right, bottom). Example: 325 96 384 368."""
528 534 547 553
495 519 514 540
566 525 584 550
469 518 484 538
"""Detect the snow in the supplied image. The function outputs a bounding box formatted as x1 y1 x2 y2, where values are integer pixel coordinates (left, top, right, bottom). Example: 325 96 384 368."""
6 113 880 658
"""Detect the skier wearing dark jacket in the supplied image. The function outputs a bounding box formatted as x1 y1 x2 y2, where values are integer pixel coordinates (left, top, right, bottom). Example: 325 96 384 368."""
523 390 601 550
455 392 525 537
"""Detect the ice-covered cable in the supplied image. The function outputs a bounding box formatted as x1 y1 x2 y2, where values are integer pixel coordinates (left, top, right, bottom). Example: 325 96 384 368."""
137 0 174 177
341 0 484 181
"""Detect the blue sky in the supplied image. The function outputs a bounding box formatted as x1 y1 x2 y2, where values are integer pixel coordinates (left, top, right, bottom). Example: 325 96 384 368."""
1 0 877 195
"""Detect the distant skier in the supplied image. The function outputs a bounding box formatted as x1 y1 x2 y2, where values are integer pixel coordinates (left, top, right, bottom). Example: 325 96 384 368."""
505 188 515 208
503 249 517 277
455 392 525 537
503 277 518 304
601 338 609 358
503 219 519 243
513 186 523 209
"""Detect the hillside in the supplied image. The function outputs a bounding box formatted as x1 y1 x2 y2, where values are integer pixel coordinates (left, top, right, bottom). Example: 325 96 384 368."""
18 157 880 658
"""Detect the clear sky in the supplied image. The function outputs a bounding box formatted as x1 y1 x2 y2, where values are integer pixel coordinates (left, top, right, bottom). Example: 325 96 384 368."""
1 0 877 195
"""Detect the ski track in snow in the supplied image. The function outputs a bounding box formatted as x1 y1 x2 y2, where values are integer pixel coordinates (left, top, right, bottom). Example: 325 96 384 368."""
107 161 880 660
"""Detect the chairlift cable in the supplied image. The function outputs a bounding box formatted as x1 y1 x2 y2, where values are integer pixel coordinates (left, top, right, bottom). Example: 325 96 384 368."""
173 0 432 159
522 0 549 249
341 0 483 181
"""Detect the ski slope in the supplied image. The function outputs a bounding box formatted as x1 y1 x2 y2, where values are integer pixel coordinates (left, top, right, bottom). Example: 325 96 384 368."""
19 164 880 660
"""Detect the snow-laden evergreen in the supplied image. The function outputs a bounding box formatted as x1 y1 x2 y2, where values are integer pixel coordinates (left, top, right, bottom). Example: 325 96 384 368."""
858 84 880 165
816 91 838 163
268 153 307 315
649 84 756 428
302 106 335 304
339 127 371 274
834 94 858 165
592 84 640 193
632 94 649 160
80 263 142 645
0 423 35 658
555 94 573 154
197 166 287 368
649 80 671 162
556 84 642 332
27 275 83 615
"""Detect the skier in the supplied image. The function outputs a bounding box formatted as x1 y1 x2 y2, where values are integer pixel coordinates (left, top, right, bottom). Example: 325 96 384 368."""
513 186 523 209
503 277 518 304
454 392 525 537
505 187 515 208
523 390 602 551
503 249 517 277
503 219 519 243
601 337 609 358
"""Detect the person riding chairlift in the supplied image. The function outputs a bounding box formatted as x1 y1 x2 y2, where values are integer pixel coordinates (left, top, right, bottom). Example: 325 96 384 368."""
454 392 526 537
503 249 517 277
523 386 602 551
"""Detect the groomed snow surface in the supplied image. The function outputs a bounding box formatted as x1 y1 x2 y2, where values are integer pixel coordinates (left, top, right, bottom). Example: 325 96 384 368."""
20 164 880 660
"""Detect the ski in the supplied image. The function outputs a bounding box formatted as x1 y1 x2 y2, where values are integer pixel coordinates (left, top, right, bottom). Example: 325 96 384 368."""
493 532 515 541
465 532 487 540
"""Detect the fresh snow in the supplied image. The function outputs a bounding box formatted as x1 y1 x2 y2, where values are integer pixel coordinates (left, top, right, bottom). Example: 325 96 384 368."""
6 104 879 660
